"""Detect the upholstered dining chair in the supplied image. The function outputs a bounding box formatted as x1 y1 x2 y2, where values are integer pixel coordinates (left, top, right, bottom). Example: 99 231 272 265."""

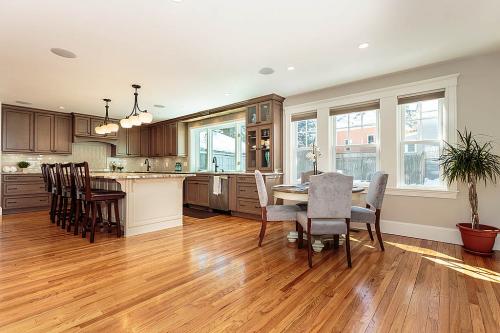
296 172 353 268
350 171 388 251
255 170 301 247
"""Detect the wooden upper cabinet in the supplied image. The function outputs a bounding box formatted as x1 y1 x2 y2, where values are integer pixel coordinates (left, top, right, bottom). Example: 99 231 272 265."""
34 113 53 153
2 107 34 153
140 127 150 157
115 126 128 156
2 106 72 154
150 124 164 157
74 115 91 136
53 115 72 154
246 102 273 127
127 126 141 156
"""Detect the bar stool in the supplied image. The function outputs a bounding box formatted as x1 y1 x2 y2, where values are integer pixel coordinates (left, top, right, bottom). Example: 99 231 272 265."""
40 164 53 222
71 162 126 243
47 164 62 225
56 163 80 232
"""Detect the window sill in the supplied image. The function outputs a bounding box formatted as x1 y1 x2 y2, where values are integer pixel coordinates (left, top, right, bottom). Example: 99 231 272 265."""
385 187 458 199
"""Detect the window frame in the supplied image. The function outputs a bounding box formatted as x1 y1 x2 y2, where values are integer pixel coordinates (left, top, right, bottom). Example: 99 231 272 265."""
189 120 246 172
330 109 380 187
397 96 447 190
290 117 318 184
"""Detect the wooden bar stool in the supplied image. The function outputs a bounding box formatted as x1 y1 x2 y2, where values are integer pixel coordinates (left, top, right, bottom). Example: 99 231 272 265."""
57 163 81 232
71 162 126 243
47 164 62 225
41 164 54 222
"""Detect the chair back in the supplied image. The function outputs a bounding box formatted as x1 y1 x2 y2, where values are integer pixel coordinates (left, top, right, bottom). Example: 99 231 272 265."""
254 170 268 207
47 164 60 195
57 163 74 196
71 162 92 200
366 171 388 209
40 164 51 193
301 170 323 184
307 172 353 219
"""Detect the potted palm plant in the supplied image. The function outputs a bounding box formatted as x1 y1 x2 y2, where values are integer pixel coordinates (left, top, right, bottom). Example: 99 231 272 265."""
439 129 500 255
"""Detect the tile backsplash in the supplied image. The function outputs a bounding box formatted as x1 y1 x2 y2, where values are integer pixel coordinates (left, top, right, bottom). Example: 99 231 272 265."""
1 142 188 172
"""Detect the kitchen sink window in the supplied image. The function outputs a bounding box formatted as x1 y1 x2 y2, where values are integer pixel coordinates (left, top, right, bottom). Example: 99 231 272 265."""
330 100 379 186
190 121 246 172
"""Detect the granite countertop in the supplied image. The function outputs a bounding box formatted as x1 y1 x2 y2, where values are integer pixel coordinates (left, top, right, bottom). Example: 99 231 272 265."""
192 171 283 176
90 172 195 180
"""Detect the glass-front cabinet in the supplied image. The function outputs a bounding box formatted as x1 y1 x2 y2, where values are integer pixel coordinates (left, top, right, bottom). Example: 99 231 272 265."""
246 102 273 127
246 125 273 171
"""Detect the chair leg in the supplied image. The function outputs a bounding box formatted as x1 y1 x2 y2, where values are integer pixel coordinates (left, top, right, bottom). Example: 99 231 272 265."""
90 202 97 243
307 233 313 268
113 200 122 238
50 194 57 223
73 199 81 236
97 203 103 227
297 222 304 249
333 234 339 249
82 201 91 238
107 201 113 233
345 219 352 268
61 197 68 229
375 219 384 251
258 208 267 247
366 223 374 241
56 195 64 226
67 198 76 232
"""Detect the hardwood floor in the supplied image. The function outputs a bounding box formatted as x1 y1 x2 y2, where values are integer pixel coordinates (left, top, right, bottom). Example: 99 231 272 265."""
0 211 499 332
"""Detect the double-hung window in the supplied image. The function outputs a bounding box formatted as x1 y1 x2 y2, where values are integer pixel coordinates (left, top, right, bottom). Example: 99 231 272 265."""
291 112 317 183
190 120 246 172
398 90 445 188
330 100 379 185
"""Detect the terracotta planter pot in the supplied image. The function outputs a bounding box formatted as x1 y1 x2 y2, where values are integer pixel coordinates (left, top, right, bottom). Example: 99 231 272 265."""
456 223 499 256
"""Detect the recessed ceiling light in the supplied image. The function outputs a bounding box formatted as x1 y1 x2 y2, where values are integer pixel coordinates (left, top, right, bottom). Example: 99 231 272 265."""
224 92 232 96
287 66 295 71
153 104 165 108
15 100 32 105
59 106 65 110
172 0 182 2
50 48 77 58
358 43 370 49
259 67 275 75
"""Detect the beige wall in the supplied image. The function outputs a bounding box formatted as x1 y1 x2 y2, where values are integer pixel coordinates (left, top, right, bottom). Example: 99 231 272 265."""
285 50 500 230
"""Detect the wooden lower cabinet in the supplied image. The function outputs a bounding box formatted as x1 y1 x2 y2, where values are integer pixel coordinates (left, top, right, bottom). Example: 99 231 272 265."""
184 175 210 207
2 174 50 214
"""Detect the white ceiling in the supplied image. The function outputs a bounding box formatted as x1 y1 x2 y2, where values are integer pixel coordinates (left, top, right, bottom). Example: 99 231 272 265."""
1 0 499 120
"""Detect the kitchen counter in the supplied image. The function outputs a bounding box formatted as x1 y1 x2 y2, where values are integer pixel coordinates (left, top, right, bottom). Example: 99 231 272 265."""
90 172 195 179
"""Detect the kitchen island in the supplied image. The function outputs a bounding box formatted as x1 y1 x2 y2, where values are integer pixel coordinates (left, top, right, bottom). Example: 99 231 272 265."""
91 172 194 237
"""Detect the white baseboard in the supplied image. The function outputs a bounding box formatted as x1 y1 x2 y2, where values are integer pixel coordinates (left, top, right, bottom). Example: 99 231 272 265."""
351 220 500 251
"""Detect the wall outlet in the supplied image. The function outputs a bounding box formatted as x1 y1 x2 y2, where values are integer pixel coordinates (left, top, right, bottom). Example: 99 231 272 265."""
183 162 188 167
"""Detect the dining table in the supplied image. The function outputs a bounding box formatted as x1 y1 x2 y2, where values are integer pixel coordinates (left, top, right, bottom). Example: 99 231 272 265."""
272 183 366 252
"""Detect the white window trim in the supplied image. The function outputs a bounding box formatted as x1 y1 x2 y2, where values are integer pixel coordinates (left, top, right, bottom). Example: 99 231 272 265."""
189 119 246 172
284 74 459 199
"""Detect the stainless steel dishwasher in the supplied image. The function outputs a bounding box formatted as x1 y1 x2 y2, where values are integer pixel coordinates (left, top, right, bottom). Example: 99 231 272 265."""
208 175 229 211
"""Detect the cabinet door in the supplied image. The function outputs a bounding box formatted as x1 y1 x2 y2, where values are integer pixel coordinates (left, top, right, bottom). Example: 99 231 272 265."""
152 125 164 157
34 113 54 153
90 118 105 137
246 104 258 127
257 126 273 171
246 128 257 170
162 124 171 156
116 127 128 156
53 115 72 154
258 102 273 124
169 123 178 156
74 116 91 136
140 126 150 157
127 126 141 156
186 181 198 204
197 182 209 206
2 108 34 153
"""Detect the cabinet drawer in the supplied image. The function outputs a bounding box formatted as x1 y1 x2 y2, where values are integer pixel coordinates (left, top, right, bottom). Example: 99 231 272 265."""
190 175 210 183
3 182 46 196
3 195 49 209
236 183 258 200
236 198 261 215
2 174 44 183
236 175 256 184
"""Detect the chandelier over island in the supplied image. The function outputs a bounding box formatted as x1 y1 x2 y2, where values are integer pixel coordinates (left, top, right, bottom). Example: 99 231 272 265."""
120 84 153 128
95 98 119 134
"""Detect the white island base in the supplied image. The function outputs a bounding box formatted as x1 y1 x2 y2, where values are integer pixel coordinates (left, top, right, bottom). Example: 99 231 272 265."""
91 173 194 237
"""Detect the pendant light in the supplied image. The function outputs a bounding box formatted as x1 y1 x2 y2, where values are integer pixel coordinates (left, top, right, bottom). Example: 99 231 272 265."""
95 98 119 134
120 84 153 128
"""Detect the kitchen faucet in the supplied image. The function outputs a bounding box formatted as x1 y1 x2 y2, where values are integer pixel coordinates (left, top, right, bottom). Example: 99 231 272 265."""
144 158 151 172
212 156 219 172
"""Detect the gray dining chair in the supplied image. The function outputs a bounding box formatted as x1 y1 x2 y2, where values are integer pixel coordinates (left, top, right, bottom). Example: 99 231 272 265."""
255 170 301 247
296 172 353 268
351 171 388 251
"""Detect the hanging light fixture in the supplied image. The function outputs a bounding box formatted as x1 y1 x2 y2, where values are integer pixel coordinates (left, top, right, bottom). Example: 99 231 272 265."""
95 98 119 134
120 84 153 128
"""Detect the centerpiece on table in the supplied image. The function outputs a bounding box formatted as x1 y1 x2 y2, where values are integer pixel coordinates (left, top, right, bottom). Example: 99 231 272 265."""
306 144 322 175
